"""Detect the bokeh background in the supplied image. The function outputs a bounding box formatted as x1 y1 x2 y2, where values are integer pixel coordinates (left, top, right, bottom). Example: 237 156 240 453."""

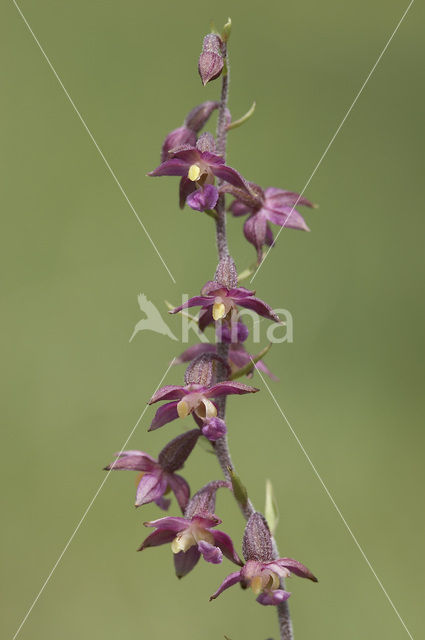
1 1 424 638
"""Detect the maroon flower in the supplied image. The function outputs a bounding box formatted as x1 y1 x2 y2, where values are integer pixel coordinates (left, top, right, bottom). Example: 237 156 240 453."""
104 430 199 511
210 557 317 606
139 480 242 578
210 512 317 606
148 133 249 210
139 514 241 578
148 380 258 431
170 280 282 327
226 182 314 262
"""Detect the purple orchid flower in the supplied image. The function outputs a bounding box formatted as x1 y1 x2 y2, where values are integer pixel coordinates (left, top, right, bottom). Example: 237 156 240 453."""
170 280 282 328
139 480 242 578
210 512 317 606
209 557 317 606
104 430 199 511
139 514 242 578
225 182 314 263
148 133 250 211
148 380 258 431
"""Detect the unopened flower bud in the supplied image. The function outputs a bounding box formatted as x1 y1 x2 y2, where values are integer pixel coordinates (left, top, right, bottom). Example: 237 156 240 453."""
215 255 238 289
202 417 227 441
184 101 219 133
158 429 200 473
198 34 224 86
242 512 274 562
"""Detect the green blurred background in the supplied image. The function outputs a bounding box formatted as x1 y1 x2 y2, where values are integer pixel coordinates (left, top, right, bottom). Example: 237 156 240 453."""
1 1 424 638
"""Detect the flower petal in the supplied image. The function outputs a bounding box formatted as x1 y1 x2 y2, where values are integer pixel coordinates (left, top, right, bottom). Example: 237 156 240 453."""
169 296 213 315
104 451 156 472
264 187 314 209
212 530 243 566
149 385 186 404
268 558 318 582
198 540 223 564
209 571 242 601
256 589 291 606
186 184 219 212
148 158 191 177
174 546 200 578
265 206 310 231
205 381 259 398
167 473 191 512
229 200 252 217
135 472 168 507
144 516 188 532
138 528 177 550
149 402 179 431
243 214 268 261
212 164 250 192
202 417 227 441
179 176 197 209
235 296 282 324
198 307 214 332
171 148 201 164
256 359 279 382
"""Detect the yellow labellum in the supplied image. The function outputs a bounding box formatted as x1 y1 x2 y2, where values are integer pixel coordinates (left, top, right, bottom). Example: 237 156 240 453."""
212 302 226 321
177 399 190 419
188 164 201 181
250 575 264 595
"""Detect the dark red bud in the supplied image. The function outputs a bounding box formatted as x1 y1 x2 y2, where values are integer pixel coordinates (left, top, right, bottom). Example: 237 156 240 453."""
198 34 224 86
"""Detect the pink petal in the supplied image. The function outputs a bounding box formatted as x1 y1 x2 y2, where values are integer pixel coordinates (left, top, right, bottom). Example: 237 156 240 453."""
138 528 177 550
212 530 243 565
148 158 190 177
174 546 200 578
149 385 186 404
104 451 156 472
205 381 259 398
198 541 223 564
144 516 188 532
256 589 291 606
149 401 179 431
135 472 168 507
167 473 191 512
209 571 242 601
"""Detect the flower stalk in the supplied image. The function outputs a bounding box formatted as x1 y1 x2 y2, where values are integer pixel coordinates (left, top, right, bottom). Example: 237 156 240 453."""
211 42 295 640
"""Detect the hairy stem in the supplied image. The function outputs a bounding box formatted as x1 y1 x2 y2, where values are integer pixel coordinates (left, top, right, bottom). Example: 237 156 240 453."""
212 41 294 640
